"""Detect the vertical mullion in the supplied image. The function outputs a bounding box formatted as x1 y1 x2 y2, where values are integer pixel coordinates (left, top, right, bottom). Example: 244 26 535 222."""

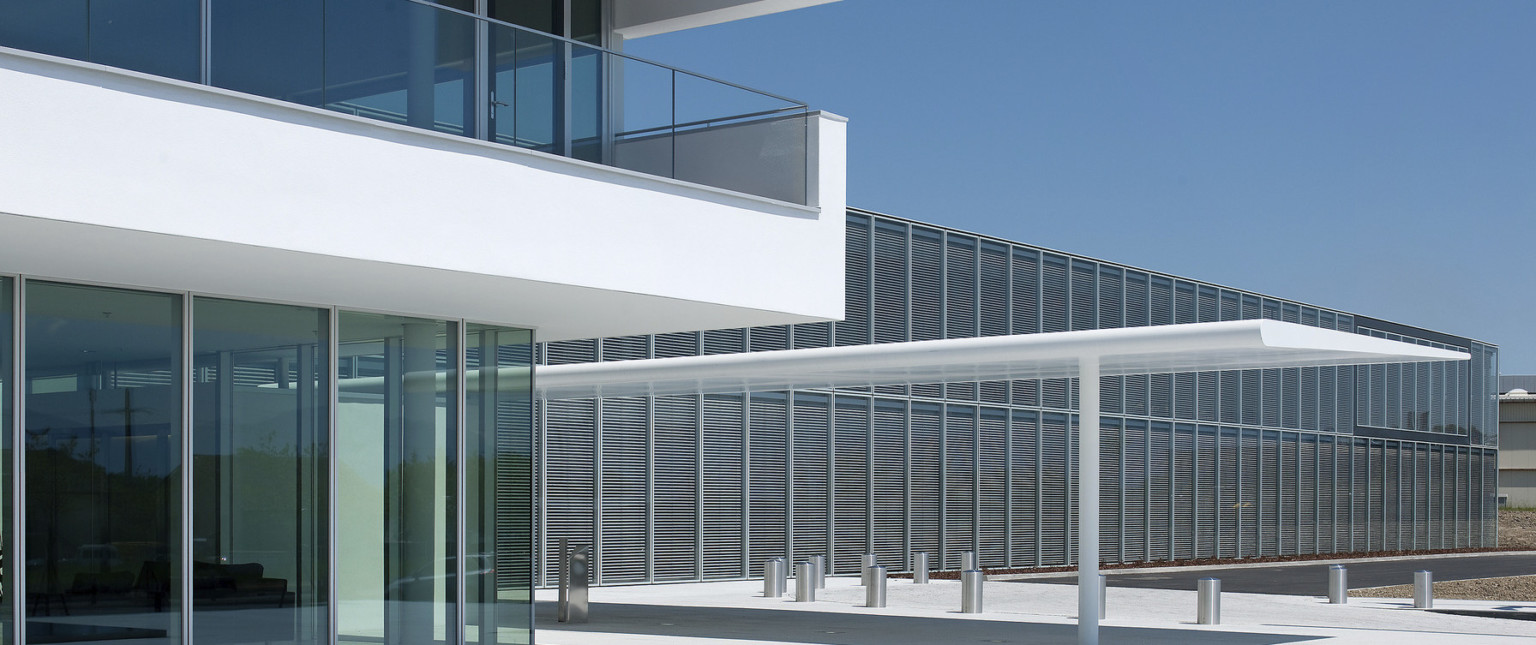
964 408 976 559
327 308 340 645
741 393 750 578
199 0 212 85
695 393 704 581
473 0 490 140
181 294 195 645
10 279 24 645
454 323 468 645
866 396 875 558
825 398 834 570
903 400 912 570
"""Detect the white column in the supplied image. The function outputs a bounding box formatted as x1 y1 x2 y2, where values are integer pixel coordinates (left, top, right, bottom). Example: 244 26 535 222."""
1078 357 1101 645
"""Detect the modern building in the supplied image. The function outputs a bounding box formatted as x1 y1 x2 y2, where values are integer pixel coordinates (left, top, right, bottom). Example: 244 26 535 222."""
1499 376 1535 507
537 208 1501 586
0 2 846 645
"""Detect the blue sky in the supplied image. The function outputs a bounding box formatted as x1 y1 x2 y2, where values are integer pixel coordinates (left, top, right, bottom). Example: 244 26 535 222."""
626 0 1536 373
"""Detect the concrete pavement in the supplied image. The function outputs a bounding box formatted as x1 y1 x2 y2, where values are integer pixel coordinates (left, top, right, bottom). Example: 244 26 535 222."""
534 574 1535 644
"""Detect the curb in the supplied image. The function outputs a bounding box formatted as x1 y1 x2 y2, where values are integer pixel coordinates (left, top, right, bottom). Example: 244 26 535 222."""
986 550 1536 581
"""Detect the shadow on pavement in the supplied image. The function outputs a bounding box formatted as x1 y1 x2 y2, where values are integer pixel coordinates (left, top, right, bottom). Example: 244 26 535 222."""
534 601 1320 644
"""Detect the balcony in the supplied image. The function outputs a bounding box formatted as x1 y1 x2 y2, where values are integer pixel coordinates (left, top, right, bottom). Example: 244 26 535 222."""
0 0 812 205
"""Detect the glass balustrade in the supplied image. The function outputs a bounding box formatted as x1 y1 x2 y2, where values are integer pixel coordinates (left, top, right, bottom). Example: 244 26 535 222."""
0 0 811 204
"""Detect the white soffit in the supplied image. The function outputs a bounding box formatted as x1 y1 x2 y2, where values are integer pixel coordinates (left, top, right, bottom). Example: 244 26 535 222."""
537 320 1468 399
613 0 840 39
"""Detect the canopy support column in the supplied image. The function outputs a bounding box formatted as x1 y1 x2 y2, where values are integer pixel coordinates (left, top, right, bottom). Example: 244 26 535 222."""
1078 356 1100 645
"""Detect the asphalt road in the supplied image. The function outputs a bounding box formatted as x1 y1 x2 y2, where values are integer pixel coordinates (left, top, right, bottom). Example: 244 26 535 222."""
1015 553 1536 596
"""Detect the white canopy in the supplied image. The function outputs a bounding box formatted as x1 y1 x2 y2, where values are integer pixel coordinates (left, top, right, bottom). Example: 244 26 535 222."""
534 319 1467 645
536 319 1466 399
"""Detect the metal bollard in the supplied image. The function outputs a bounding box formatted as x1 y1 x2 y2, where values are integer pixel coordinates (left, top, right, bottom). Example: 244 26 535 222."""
866 565 888 608
812 555 826 590
1197 578 1220 625
1099 574 1107 620
779 556 789 593
558 544 590 623
961 550 978 572
1414 570 1433 609
913 551 930 584
961 569 984 613
796 562 816 602
764 558 785 597
861 554 878 586
1328 565 1347 604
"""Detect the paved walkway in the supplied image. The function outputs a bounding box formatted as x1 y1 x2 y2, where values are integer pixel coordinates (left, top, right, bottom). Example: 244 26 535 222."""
534 574 1536 644
1018 552 1536 595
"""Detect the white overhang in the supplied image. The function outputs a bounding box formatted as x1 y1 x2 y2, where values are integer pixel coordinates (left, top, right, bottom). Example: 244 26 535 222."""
536 319 1468 399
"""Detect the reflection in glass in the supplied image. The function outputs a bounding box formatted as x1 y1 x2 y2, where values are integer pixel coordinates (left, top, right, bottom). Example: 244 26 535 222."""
337 313 457 645
24 282 182 645
491 25 560 153
323 0 477 137
210 0 325 106
0 0 199 81
1 278 11 645
465 325 532 645
191 299 328 645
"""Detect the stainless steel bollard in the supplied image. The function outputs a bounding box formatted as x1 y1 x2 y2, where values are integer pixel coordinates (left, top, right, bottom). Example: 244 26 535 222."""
1328 565 1347 604
558 544 590 623
866 565 888 608
913 551 930 584
796 562 816 602
764 558 785 597
1099 574 1107 620
961 550 978 572
1197 578 1220 625
811 555 826 589
961 569 984 613
779 556 789 593
1414 570 1433 609
861 554 878 586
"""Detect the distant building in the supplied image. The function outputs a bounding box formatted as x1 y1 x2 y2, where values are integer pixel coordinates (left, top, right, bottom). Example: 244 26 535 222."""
1500 376 1536 507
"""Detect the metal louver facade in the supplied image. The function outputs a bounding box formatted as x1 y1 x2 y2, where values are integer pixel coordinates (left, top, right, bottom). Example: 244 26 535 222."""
535 208 1499 585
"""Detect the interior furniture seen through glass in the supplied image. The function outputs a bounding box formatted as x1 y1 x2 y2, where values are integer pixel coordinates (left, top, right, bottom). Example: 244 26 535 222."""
24 281 183 645
191 298 330 645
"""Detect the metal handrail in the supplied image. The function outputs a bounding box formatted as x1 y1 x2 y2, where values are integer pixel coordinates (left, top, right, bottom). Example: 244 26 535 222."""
406 0 808 109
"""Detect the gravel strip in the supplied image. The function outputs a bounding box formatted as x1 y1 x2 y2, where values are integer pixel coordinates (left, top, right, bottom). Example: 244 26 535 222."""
1501 510 1536 549
1349 575 1536 602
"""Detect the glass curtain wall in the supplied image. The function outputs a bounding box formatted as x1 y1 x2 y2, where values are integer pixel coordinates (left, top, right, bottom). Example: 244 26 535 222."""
336 313 458 645
23 282 183 645
464 325 532 645
190 299 329 645
1 281 532 645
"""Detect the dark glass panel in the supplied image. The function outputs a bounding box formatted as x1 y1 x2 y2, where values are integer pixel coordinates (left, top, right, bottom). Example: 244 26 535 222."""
569 0 602 44
0 0 89 61
464 325 532 645
210 0 324 105
490 0 556 35
89 0 200 81
324 0 477 137
337 313 457 645
191 298 328 645
24 282 182 645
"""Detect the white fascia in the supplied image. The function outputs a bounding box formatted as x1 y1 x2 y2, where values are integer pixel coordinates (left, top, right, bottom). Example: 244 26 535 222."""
0 48 846 341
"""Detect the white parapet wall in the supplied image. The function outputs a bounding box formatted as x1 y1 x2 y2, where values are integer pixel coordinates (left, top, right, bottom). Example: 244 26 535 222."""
0 48 846 340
